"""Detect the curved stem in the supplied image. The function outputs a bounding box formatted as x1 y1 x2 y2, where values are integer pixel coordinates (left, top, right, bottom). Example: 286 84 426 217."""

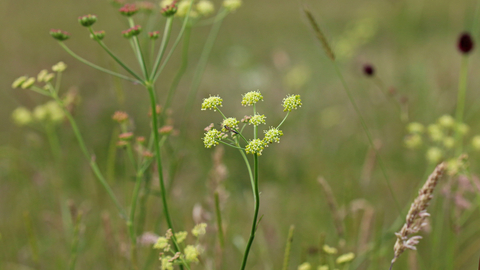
239 153 260 270
150 17 174 81
276 112 290 129
48 87 127 219
58 42 141 84
146 84 181 252
182 8 228 124
454 56 469 157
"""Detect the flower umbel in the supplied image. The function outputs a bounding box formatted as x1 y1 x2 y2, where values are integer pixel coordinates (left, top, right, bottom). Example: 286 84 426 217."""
241 90 263 106
203 129 222 148
282 94 302 112
263 127 283 144
201 95 223 111
222 117 239 132
245 139 266 155
249 114 266 126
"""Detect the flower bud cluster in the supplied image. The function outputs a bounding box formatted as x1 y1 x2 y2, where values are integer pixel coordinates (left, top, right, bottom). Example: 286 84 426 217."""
201 90 301 155
404 115 479 170
122 25 142 38
78 14 97 27
119 3 139 16
50 29 70 41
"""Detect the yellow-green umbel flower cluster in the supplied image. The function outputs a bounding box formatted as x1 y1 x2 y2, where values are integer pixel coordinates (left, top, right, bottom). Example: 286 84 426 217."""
203 128 222 148
264 127 283 144
249 114 266 126
282 94 302 112
245 139 266 155
201 95 223 111
241 90 263 106
221 117 239 132
223 0 242 11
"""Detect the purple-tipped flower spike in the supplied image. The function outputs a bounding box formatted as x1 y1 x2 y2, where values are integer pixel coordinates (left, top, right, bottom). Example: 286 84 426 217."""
149 31 160 40
458 32 474 54
363 64 374 76
78 14 97 27
90 30 106 40
161 1 178 17
122 25 142 38
50 29 70 41
119 3 139 17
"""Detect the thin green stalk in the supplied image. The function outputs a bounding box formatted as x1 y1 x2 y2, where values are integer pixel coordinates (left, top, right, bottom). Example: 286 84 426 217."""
45 122 61 162
58 42 141 84
127 18 149 79
332 63 402 215
24 212 39 266
454 56 469 157
68 211 83 270
146 84 181 252
136 169 153 236
281 225 295 270
214 191 225 248
239 153 260 270
49 88 127 219
150 17 174 81
163 24 192 118
183 8 228 124
152 0 195 83
277 112 290 129
127 170 144 270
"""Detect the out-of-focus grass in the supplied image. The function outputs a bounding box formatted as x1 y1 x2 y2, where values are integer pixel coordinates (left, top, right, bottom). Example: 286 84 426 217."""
2 0 480 269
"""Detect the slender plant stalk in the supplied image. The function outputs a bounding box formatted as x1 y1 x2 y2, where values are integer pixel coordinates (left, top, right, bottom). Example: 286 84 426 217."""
68 211 83 270
48 87 127 219
127 18 149 79
282 225 295 270
150 17 174 80
45 122 61 162
214 191 225 248
454 56 469 157
24 211 39 266
58 42 141 84
182 8 229 125
240 153 260 270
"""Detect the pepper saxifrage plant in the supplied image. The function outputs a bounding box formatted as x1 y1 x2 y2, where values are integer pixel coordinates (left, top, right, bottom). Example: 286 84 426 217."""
201 90 302 269
12 0 243 269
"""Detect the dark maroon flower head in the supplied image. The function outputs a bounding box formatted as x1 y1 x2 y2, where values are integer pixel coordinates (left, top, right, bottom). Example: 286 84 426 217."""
119 4 138 17
458 32 474 54
363 64 374 77
50 29 70 41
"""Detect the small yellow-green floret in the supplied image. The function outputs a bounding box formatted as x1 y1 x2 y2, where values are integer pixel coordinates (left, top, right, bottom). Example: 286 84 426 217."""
223 0 242 11
322 244 338 255
222 117 239 132
427 124 444 142
426 147 443 164
282 94 302 112
21 77 36 89
161 256 173 270
174 231 188 243
12 76 28 89
263 127 283 144
317 266 329 270
249 114 266 126
407 122 424 134
443 137 455 149
153 237 169 249
245 139 266 155
241 90 263 106
203 129 222 148
437 115 455 128
37 69 48 82
11 107 33 126
192 223 207 237
404 134 422 149
472 135 480 150
52 61 67 72
184 245 199 262
297 262 311 270
201 95 223 111
336 252 355 264
196 0 214 16
456 123 469 135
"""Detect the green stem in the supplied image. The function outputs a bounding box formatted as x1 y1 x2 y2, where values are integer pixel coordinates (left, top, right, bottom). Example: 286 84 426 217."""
146 84 181 251
58 42 141 84
127 18 149 79
332 63 402 216
239 153 260 270
454 56 469 157
277 112 290 129
214 191 225 249
152 0 195 83
127 169 144 270
183 8 228 124
49 88 127 219
68 211 83 270
163 25 192 119
281 225 295 270
45 122 62 162
150 17 174 81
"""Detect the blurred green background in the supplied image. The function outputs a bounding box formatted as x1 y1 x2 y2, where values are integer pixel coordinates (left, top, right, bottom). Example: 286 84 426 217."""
2 0 480 269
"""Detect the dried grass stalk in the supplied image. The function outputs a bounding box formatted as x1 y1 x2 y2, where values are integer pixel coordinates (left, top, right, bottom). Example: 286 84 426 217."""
303 7 335 61
390 162 446 268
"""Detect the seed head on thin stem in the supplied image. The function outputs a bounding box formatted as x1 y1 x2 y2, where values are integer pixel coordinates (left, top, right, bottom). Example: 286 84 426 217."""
457 32 474 54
